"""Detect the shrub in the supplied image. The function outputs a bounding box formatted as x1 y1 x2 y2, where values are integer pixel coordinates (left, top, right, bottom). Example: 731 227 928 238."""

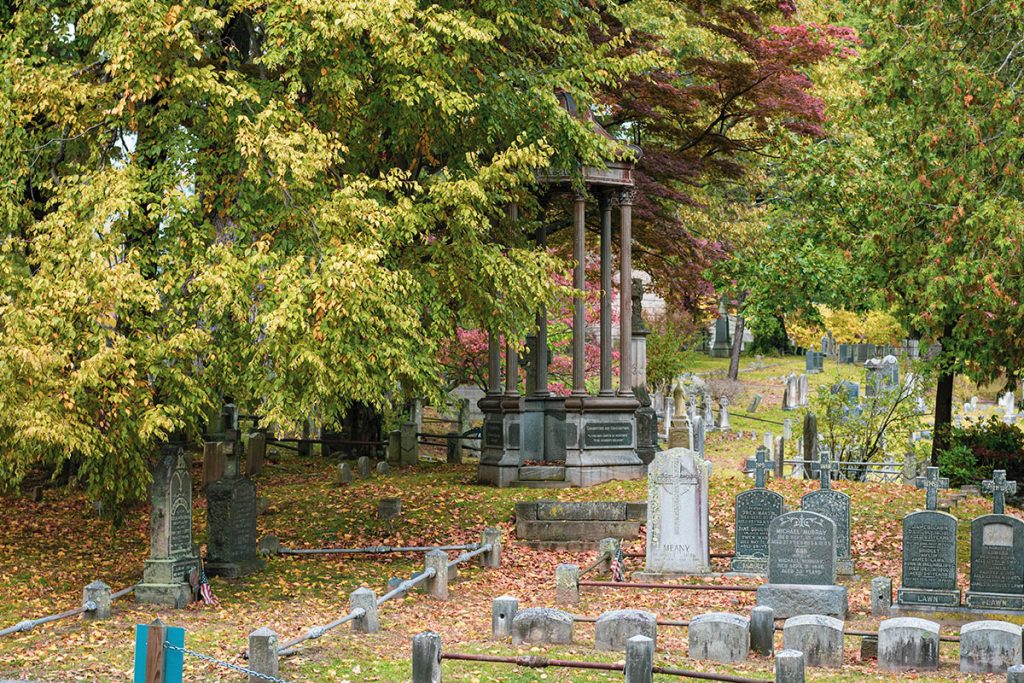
946 417 1024 484
938 444 985 488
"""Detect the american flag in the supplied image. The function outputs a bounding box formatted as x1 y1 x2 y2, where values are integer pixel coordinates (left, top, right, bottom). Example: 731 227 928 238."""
199 570 219 607
611 547 625 582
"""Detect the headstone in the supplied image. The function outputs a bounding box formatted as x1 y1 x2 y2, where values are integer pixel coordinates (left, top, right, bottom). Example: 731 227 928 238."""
387 429 401 464
877 617 939 672
378 497 402 520
731 447 784 574
763 431 773 452
757 511 847 619
747 394 762 413
511 608 574 645
798 374 809 407
246 431 266 477
983 470 1017 514
595 609 657 651
202 441 226 489
400 421 418 465
688 613 749 663
692 415 706 458
717 397 731 432
965 514 1024 609
802 413 818 474
205 469 265 578
897 468 961 607
136 445 200 607
783 374 798 411
749 606 775 656
644 448 710 575
915 466 949 512
783 418 792 440
357 456 372 479
376 461 390 475
336 462 353 485
782 615 844 668
555 563 580 605
801 450 853 575
702 393 715 432
960 621 1023 674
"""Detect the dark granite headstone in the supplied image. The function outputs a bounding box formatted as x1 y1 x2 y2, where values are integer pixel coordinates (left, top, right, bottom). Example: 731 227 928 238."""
965 514 1024 610
801 450 853 574
897 510 960 607
767 511 837 585
205 473 265 578
732 449 784 574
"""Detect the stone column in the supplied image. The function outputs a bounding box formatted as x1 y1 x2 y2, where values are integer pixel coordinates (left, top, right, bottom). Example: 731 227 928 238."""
535 225 549 398
487 333 502 396
505 342 519 397
599 191 614 396
572 191 587 395
424 550 449 600
618 188 636 396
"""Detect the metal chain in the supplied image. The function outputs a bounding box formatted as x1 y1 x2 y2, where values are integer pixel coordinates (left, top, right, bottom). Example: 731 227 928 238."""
164 642 292 683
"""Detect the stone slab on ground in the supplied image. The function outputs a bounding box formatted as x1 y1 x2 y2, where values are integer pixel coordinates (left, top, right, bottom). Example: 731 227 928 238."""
515 500 644 549
756 584 848 619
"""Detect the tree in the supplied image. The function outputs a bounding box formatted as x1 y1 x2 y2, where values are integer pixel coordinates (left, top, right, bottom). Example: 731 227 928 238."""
782 0 1024 462
0 0 631 510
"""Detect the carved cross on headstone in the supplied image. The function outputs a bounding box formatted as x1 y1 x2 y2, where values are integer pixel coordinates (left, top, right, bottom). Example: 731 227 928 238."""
817 449 834 491
915 466 949 511
982 469 1017 514
650 459 698 537
753 446 771 489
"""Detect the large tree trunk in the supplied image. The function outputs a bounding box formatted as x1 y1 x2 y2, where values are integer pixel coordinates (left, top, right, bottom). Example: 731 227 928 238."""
931 327 957 465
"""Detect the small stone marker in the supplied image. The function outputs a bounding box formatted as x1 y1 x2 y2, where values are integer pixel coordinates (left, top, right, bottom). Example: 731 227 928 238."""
625 635 654 683
983 470 1017 514
376 461 390 475
349 587 380 634
412 631 442 683
357 456 372 479
446 432 463 464
731 447 784 574
257 534 281 556
898 473 960 607
491 596 518 640
387 429 401 464
336 462 353 485
480 527 502 568
248 627 279 683
801 450 853 575
747 394 762 413
555 563 580 605
718 397 731 432
871 577 892 616
688 612 749 663
965 513 1024 609
246 431 266 477
205 469 265 578
775 649 804 683
644 447 710 575
960 621 1022 674
878 617 940 672
82 580 112 621
1010 664 1024 683
511 607 574 645
595 609 657 651
202 441 226 489
782 615 844 668
860 635 878 660
749 606 774 656
378 497 402 520
400 422 418 466
136 445 200 607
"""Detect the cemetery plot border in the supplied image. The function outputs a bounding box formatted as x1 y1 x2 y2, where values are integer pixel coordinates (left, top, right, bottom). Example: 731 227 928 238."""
0 582 137 638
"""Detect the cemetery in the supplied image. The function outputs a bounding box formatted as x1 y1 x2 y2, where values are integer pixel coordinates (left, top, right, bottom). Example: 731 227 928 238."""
4 1 1024 683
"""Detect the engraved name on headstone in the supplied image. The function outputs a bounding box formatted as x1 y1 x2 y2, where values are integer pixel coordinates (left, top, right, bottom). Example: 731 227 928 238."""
965 514 1024 610
767 511 836 585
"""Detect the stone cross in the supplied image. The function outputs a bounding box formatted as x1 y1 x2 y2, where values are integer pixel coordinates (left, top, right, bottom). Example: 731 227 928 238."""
914 466 949 511
817 449 834 491
753 446 771 489
982 470 1017 514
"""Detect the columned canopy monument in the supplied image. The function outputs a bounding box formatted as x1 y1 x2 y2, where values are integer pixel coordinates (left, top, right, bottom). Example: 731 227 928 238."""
478 92 645 488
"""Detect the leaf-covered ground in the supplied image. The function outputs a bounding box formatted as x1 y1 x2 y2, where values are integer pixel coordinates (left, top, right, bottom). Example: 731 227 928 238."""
0 356 1016 682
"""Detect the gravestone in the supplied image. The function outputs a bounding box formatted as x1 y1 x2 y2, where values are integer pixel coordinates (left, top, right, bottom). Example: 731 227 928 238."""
595 609 657 651
782 615 845 668
897 467 960 607
756 510 847 618
782 374 798 411
205 466 265 578
668 385 691 449
802 413 818 475
797 374 809 407
982 470 1017 515
202 441 226 489
801 450 853 575
136 445 200 607
731 447 784 575
643 448 710 576
246 431 266 477
688 613 749 663
717 397 730 432
400 421 418 465
357 456 372 479
960 621 1023 674
747 395 762 413
965 514 1024 610
878 617 939 672
692 415 706 458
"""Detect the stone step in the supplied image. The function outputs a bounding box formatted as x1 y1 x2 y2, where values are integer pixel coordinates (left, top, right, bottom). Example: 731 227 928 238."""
517 465 566 481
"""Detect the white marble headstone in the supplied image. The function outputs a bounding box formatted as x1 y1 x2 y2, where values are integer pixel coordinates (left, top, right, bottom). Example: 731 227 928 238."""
645 448 710 574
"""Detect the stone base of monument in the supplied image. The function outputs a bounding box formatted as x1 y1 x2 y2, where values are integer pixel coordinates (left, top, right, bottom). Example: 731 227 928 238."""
476 463 521 487
966 591 1024 611
889 604 1024 626
729 556 767 576
633 570 716 581
897 587 962 609
515 501 644 550
205 556 266 579
756 584 848 619
562 403 646 488
137 558 199 608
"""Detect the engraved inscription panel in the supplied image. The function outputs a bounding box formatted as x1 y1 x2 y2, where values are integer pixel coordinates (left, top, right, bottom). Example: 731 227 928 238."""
901 510 957 591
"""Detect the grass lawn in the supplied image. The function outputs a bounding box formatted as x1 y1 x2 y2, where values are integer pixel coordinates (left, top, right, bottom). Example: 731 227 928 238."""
0 354 1016 682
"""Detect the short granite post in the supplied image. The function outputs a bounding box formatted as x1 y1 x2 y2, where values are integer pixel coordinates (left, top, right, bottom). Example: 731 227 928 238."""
412 631 442 683
878 617 940 672
1009 664 1024 683
491 595 518 640
960 621 1022 674
446 432 463 464
871 577 893 616
625 635 654 683
248 627 279 683
480 527 502 568
357 456 372 479
349 587 380 634
555 563 580 606
82 580 112 621
750 606 775 656
424 550 449 600
775 649 805 683
598 537 621 575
